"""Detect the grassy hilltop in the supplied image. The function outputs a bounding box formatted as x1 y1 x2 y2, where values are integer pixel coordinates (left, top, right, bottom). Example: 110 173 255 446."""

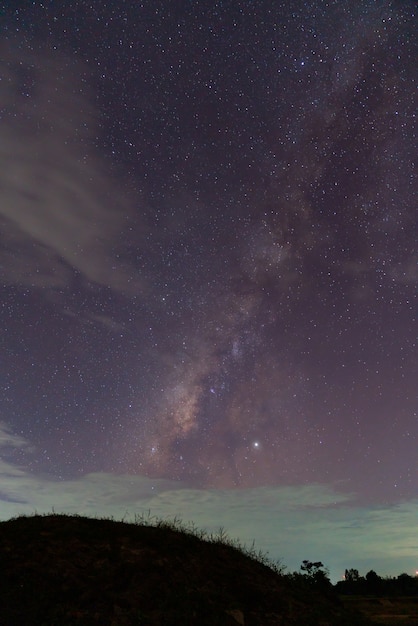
0 513 371 625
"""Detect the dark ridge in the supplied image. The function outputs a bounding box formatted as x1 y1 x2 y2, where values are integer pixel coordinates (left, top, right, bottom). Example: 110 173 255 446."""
0 513 370 625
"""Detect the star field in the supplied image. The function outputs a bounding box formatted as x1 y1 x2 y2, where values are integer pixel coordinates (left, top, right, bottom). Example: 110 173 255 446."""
0 1 416 507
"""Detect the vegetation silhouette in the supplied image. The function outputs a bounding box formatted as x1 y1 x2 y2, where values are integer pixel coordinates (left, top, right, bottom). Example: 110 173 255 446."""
337 568 418 596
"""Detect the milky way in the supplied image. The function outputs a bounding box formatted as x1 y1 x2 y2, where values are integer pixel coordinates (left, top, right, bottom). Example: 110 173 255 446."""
0 1 416 503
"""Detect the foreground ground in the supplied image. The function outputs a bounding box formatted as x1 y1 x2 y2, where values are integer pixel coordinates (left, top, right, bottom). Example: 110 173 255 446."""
340 595 418 626
0 513 372 625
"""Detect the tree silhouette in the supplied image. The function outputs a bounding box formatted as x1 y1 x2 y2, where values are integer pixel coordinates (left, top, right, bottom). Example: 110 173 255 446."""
300 560 331 589
344 568 360 582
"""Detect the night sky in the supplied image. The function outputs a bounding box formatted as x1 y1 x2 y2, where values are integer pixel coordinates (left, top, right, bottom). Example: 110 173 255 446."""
0 1 416 579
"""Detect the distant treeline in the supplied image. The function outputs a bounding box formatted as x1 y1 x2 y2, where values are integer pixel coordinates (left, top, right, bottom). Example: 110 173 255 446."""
335 569 418 596
289 562 418 596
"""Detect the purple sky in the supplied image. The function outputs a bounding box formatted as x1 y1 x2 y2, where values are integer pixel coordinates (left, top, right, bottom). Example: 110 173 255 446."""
0 1 416 580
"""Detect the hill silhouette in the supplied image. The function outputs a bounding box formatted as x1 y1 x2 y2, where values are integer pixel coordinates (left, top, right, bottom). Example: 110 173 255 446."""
0 513 371 625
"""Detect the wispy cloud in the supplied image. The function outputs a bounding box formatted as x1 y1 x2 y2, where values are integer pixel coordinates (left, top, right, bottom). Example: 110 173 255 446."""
1 430 417 582
0 422 30 450
0 38 145 296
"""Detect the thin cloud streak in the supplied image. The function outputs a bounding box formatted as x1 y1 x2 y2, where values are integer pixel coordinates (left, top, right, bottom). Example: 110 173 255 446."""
0 39 145 296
